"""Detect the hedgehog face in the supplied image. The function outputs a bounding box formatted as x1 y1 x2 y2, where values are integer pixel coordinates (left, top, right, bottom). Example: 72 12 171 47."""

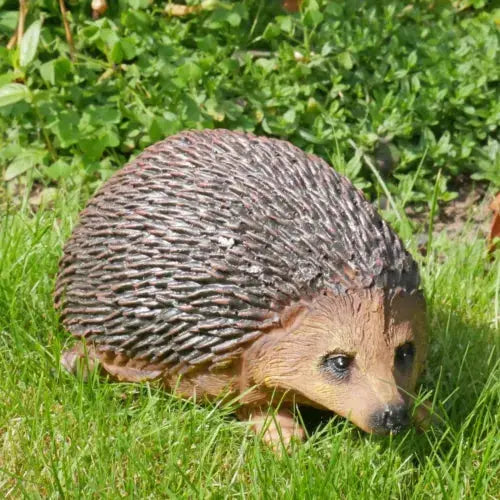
250 288 427 434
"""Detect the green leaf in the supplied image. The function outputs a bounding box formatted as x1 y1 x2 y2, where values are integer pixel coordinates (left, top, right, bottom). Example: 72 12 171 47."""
86 106 121 126
226 12 241 27
0 70 15 87
39 58 72 85
262 23 280 40
298 129 325 145
120 38 138 61
39 60 55 85
45 159 72 180
176 62 202 85
127 0 149 9
0 83 30 107
277 16 293 34
255 58 276 74
283 109 296 124
52 111 80 147
0 11 19 33
110 42 124 64
408 50 417 68
80 128 120 161
19 19 42 68
149 117 170 142
337 52 353 70
4 150 45 181
303 1 324 27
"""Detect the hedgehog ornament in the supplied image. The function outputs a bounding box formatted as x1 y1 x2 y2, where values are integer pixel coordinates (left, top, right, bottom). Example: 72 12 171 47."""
55 130 429 447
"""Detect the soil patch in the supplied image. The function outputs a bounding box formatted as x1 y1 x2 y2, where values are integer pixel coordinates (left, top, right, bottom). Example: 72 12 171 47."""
406 182 495 242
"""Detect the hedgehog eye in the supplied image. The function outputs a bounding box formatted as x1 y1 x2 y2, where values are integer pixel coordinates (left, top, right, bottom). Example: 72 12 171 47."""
395 342 415 369
322 354 353 379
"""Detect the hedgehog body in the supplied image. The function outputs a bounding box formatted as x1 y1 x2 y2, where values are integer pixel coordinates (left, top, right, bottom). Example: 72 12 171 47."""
56 130 427 443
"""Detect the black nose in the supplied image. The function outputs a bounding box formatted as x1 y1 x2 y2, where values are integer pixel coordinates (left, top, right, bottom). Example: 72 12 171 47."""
370 403 410 434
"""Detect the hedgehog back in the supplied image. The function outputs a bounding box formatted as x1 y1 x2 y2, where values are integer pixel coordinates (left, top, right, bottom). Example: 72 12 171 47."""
55 130 419 372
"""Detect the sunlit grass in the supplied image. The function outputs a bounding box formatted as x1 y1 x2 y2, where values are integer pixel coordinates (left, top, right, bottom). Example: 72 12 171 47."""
0 181 498 498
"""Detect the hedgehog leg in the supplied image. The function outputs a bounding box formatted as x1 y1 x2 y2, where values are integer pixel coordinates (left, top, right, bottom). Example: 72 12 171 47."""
413 400 435 431
60 342 101 380
61 342 163 382
239 405 305 451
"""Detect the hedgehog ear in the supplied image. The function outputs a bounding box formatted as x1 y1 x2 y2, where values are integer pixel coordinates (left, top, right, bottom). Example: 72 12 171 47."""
279 302 310 332
389 289 427 326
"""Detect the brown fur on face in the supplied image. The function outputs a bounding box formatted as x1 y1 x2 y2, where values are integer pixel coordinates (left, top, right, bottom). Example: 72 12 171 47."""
244 288 427 433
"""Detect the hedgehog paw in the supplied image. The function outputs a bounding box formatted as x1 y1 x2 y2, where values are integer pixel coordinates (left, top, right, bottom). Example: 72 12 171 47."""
61 343 100 380
242 406 305 452
413 400 436 431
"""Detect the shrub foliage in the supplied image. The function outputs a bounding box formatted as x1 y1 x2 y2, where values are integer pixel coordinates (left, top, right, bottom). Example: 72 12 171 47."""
0 0 498 201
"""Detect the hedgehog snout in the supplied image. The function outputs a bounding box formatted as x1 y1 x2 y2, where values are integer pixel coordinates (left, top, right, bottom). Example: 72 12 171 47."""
369 402 410 435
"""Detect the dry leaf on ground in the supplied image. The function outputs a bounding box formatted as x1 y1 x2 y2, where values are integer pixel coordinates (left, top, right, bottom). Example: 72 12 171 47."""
488 193 500 253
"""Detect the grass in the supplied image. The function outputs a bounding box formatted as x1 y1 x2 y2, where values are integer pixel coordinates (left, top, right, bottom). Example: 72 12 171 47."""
0 179 498 498
0 0 498 496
